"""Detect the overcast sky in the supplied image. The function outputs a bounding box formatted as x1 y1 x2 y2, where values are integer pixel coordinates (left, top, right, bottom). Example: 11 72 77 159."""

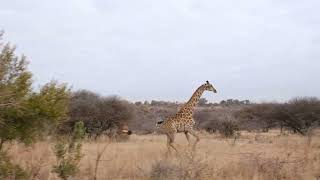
1 0 319 103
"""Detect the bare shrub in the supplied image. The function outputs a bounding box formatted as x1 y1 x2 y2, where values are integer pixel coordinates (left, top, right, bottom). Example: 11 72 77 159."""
280 97 320 135
215 114 239 138
60 90 134 139
150 152 211 180
235 103 279 132
219 120 239 138
150 159 180 180
218 153 304 180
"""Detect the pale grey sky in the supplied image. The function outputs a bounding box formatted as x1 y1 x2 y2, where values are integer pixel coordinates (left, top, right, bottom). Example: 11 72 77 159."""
1 0 319 102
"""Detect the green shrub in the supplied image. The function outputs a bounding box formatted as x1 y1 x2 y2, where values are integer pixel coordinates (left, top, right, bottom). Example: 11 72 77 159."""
52 121 85 180
0 151 28 180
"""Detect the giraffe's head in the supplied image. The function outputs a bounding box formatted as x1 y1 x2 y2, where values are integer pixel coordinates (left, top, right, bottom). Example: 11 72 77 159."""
204 81 217 93
154 119 166 134
155 120 164 128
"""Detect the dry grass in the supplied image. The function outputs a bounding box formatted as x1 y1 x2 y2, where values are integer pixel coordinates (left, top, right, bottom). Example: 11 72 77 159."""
5 130 320 180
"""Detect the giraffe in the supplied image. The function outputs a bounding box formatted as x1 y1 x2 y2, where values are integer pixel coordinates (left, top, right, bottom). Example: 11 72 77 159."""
156 81 217 152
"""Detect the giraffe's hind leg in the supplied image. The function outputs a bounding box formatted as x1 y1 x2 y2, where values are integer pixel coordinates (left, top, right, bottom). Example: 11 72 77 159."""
166 133 178 152
184 131 191 145
166 135 172 155
187 129 200 150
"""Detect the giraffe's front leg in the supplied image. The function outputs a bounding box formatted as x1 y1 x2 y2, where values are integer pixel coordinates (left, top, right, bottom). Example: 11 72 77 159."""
184 131 191 145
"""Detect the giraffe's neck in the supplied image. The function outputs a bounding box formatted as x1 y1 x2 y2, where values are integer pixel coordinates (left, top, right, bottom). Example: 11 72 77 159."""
180 85 206 114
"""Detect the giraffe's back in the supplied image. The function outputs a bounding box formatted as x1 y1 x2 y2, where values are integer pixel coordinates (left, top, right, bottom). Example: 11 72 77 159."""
172 117 195 132
158 118 176 133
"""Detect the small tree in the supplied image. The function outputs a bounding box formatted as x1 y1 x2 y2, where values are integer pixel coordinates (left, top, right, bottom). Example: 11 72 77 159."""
0 32 33 149
0 32 32 109
0 32 70 149
219 120 239 138
214 114 239 138
0 81 70 148
53 121 86 180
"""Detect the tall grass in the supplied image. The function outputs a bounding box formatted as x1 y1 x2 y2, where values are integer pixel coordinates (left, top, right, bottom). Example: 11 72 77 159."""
4 130 320 180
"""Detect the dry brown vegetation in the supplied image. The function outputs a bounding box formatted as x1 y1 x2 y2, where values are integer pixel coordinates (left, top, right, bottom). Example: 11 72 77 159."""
4 130 320 180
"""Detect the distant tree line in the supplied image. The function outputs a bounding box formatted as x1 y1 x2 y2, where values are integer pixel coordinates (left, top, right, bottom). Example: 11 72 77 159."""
135 98 251 107
236 97 320 135
220 99 250 106
135 100 179 107
192 97 320 136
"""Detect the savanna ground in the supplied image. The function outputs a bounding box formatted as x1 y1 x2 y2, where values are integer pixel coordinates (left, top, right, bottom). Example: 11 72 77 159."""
6 130 320 180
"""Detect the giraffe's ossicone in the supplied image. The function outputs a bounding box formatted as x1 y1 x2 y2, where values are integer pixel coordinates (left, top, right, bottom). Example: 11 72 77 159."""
156 81 217 152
